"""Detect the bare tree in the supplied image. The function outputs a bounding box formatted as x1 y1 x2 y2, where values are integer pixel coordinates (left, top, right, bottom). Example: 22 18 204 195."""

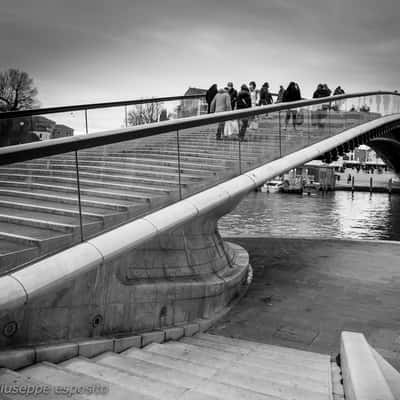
127 102 162 126
0 68 39 111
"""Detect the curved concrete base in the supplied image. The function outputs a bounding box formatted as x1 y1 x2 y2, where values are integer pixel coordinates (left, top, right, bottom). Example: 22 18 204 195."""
0 206 249 347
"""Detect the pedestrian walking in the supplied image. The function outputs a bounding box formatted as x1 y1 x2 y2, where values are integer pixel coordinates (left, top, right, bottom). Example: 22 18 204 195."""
282 82 301 130
276 85 285 103
258 82 273 106
236 84 252 141
227 82 238 110
210 87 232 140
206 84 218 114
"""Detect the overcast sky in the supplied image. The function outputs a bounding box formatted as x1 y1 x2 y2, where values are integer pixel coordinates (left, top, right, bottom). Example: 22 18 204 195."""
1 0 399 107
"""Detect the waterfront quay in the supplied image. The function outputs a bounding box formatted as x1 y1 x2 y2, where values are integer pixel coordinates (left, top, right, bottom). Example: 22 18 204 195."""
210 236 400 370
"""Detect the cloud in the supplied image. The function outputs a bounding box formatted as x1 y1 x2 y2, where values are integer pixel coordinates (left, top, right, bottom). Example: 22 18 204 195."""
0 0 398 106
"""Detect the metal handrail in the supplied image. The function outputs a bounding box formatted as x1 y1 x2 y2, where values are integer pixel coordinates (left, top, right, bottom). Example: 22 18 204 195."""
0 94 206 120
0 90 398 166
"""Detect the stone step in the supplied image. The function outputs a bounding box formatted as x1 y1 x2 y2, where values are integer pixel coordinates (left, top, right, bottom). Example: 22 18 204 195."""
0 240 39 274
147 340 329 376
122 148 260 161
98 152 237 166
0 199 104 223
208 367 329 400
122 347 217 378
181 337 329 376
197 333 329 362
19 361 151 400
0 207 101 234
94 351 205 388
0 221 72 248
0 186 150 209
143 342 233 369
11 160 215 176
0 368 81 400
0 173 181 192
1 165 209 181
61 357 186 400
31 154 225 170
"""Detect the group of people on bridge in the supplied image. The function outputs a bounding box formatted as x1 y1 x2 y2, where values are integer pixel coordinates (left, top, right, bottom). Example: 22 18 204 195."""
206 81 345 141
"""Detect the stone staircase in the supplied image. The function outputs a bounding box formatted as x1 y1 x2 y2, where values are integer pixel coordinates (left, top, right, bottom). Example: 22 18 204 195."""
0 112 373 274
0 121 282 274
0 333 334 400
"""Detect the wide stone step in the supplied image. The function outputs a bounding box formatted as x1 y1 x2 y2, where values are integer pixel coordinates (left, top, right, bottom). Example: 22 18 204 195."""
0 173 181 191
0 368 80 400
95 352 205 388
195 333 330 364
0 184 158 208
122 347 217 378
0 221 72 246
0 207 102 234
11 160 215 175
19 362 151 400
0 199 104 223
61 357 186 400
0 239 39 273
1 165 209 181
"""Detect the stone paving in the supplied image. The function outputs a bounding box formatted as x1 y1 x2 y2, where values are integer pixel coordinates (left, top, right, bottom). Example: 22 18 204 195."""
210 237 400 370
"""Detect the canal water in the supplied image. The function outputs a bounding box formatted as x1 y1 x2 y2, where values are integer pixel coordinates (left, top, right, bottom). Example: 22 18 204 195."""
219 191 400 241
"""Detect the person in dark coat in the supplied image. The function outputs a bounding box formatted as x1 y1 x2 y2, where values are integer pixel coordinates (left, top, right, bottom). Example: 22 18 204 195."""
206 84 218 114
334 86 345 95
236 84 252 141
227 82 238 110
258 82 273 106
282 82 301 129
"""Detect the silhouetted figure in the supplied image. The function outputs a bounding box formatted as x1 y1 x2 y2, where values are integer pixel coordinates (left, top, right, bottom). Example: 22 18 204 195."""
282 82 301 130
259 82 273 106
206 84 218 114
334 86 345 95
236 84 252 141
227 82 238 110
276 85 285 103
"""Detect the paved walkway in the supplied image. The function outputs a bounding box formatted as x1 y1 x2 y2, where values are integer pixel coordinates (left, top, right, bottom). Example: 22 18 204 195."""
210 237 400 369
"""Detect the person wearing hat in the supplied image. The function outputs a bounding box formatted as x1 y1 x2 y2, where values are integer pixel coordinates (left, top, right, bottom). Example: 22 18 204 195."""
227 82 238 110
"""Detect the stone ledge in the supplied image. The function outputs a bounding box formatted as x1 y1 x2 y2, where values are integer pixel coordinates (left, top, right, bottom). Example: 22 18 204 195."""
141 331 165 346
113 335 141 353
35 343 78 364
165 327 184 341
0 348 34 370
184 323 200 337
340 331 395 400
77 338 114 358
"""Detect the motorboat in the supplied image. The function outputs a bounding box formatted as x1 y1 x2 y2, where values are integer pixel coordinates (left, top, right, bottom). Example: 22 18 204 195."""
260 180 283 193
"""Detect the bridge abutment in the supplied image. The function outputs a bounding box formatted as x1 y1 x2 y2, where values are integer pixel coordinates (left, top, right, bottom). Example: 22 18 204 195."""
0 200 250 348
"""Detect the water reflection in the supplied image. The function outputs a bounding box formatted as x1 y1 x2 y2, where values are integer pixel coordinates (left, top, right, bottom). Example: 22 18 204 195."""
219 191 400 241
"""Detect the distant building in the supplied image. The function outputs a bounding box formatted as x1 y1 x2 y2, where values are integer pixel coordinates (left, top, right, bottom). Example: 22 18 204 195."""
177 87 207 118
52 124 74 139
29 116 74 141
31 116 56 133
